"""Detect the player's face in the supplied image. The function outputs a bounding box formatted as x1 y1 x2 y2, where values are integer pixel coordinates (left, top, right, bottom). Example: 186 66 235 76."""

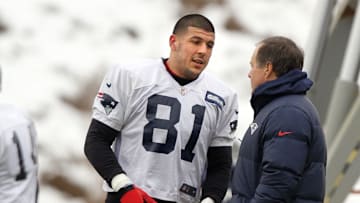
170 26 214 80
248 45 267 92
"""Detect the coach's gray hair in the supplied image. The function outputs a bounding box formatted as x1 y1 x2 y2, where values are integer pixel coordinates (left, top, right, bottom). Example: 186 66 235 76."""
256 36 304 77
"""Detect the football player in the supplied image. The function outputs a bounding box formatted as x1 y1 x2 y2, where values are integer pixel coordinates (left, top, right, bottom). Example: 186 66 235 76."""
0 66 39 203
84 14 239 203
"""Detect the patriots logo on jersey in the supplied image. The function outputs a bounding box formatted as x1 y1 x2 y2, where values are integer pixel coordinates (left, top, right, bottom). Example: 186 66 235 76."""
205 91 225 110
97 92 118 115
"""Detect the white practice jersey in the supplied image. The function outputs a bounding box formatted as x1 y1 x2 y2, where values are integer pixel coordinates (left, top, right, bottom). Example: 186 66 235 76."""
92 58 238 202
0 104 38 203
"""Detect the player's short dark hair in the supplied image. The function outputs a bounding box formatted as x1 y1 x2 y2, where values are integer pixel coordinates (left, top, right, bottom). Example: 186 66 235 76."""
256 36 304 77
172 14 215 34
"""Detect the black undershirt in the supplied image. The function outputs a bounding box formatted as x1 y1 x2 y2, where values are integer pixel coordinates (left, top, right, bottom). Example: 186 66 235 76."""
162 58 195 86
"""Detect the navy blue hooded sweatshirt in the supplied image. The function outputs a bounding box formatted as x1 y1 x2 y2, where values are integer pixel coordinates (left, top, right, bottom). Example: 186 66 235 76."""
230 70 327 203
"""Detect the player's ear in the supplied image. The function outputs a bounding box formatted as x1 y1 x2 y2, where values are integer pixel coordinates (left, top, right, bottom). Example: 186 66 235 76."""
169 35 177 50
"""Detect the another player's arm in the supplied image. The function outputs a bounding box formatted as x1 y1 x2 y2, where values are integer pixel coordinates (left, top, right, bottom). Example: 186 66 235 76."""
201 146 232 203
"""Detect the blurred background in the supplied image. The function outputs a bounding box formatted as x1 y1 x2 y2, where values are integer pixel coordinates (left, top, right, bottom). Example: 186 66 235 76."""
0 0 359 202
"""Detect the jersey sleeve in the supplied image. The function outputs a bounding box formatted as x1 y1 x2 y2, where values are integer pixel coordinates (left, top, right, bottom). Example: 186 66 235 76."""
211 92 239 147
92 65 132 131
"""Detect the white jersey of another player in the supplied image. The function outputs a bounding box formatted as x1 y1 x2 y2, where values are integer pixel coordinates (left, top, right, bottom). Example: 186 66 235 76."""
92 58 238 202
0 104 38 203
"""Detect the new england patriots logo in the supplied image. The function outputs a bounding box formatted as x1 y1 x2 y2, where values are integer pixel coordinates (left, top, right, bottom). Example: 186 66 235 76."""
250 122 258 135
97 92 118 115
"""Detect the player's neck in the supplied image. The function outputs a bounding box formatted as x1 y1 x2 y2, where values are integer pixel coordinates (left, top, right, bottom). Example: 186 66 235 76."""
162 58 193 86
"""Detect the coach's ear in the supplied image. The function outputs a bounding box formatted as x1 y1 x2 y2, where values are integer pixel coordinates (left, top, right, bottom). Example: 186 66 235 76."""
264 61 277 81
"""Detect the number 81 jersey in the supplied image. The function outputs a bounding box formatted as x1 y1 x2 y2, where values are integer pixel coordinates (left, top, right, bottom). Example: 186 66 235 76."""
92 58 239 202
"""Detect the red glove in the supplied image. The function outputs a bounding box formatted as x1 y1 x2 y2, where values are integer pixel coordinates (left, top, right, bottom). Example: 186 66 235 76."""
120 185 157 203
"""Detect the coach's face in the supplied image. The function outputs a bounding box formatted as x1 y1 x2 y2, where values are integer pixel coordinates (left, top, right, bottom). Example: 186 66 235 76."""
248 44 275 92
169 26 214 80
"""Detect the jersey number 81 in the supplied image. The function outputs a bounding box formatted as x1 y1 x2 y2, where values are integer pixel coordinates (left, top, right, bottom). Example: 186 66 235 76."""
143 94 205 162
